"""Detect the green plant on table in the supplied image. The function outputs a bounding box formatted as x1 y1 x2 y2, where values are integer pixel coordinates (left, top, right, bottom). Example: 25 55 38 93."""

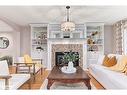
63 50 80 62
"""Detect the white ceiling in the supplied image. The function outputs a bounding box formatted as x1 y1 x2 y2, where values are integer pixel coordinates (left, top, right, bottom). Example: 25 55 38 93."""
0 6 127 26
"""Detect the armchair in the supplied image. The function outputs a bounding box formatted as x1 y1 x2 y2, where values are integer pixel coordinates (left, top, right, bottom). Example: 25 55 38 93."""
0 60 31 90
15 55 44 82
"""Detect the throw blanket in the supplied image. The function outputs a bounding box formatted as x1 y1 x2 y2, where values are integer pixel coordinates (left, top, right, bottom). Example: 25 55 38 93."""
0 56 13 65
108 55 127 72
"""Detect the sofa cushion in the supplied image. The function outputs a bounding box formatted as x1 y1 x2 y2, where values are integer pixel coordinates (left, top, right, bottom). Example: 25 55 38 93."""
109 55 127 72
108 54 122 62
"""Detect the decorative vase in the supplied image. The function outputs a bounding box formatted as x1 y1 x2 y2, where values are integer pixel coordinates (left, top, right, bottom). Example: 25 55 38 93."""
67 61 74 71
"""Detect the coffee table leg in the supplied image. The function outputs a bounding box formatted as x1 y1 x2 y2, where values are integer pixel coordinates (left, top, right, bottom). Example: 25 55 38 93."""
47 79 54 89
84 80 91 90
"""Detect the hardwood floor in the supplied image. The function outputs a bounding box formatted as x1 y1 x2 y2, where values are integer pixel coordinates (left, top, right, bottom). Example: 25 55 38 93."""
20 70 50 89
88 73 105 89
9 66 104 90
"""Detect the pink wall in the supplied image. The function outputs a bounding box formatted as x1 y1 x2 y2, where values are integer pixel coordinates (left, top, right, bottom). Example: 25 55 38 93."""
0 19 20 62
0 32 20 59
20 26 31 56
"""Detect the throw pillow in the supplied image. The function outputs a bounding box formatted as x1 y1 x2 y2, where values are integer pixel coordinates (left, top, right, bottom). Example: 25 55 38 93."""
109 55 127 72
102 55 109 66
102 56 117 67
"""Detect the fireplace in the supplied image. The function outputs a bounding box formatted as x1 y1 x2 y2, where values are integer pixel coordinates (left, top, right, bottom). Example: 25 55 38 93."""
50 44 84 68
55 52 79 67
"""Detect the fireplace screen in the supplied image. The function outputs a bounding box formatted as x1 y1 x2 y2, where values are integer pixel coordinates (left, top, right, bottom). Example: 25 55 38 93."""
55 52 79 66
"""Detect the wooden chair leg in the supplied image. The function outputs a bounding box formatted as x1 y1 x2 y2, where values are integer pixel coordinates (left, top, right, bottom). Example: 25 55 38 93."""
33 64 36 82
41 68 43 75
30 73 35 83
5 79 9 90
33 74 36 82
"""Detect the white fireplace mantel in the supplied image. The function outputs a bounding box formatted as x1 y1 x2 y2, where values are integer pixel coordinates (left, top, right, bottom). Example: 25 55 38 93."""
48 38 86 43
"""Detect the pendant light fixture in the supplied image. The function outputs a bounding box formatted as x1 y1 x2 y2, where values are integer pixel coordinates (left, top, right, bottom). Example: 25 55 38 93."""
61 6 75 32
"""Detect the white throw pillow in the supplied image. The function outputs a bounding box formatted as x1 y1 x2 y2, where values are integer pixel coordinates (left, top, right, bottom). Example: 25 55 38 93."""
0 60 9 75
97 54 105 65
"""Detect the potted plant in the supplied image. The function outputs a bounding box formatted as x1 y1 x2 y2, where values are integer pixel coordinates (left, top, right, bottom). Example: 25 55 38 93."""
63 50 80 70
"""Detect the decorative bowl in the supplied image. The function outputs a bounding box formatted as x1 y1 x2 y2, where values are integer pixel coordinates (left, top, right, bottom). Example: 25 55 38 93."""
61 66 76 74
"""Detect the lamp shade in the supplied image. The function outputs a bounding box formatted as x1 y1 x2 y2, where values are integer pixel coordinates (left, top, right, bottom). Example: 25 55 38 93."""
61 6 75 32
61 21 75 32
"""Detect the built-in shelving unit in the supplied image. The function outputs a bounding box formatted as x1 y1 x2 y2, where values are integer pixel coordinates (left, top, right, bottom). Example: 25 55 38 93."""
48 24 86 39
30 23 48 59
86 23 104 67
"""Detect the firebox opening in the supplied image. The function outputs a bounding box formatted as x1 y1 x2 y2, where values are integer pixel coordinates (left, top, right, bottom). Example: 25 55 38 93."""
55 52 79 67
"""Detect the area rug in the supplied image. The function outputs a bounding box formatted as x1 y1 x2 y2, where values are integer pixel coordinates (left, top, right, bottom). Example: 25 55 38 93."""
40 79 96 90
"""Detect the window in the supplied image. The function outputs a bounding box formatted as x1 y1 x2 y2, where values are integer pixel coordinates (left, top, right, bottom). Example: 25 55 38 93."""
123 28 127 54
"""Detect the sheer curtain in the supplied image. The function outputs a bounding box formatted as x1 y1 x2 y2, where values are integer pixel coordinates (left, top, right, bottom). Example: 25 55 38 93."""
113 19 127 54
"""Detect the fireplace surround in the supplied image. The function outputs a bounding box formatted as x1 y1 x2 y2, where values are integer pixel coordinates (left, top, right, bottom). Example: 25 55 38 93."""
47 39 87 70
51 44 83 68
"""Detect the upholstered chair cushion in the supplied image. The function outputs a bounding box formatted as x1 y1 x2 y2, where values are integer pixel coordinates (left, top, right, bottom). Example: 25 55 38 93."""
0 60 9 75
18 57 25 63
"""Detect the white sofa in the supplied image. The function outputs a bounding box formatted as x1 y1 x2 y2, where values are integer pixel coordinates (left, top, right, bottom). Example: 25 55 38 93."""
89 54 127 89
